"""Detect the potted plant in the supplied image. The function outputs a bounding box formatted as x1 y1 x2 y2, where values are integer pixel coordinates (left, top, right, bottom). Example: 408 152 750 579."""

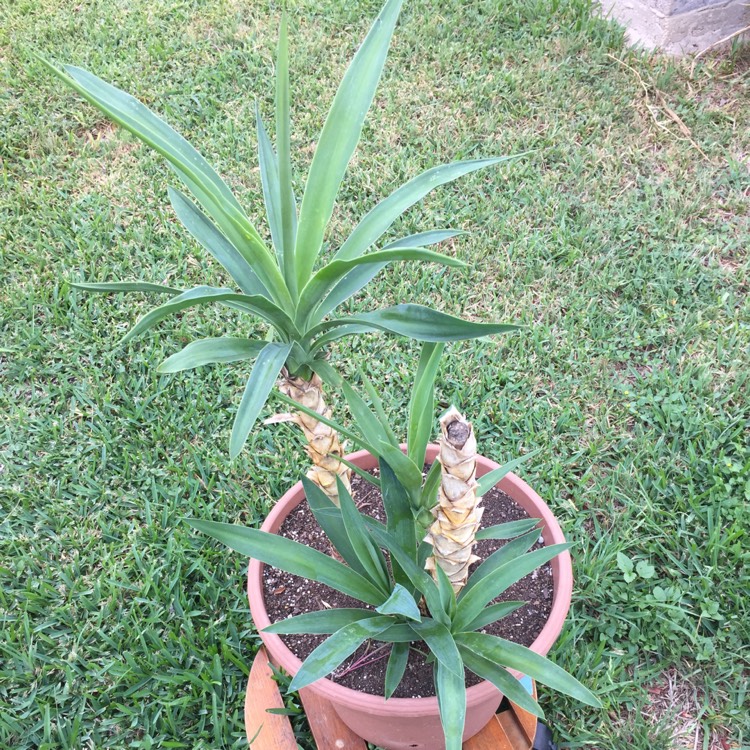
38 0 518 506
193 343 600 750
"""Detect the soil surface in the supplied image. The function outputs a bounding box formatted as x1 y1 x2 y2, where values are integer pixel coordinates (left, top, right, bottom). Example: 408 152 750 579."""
262 471 554 699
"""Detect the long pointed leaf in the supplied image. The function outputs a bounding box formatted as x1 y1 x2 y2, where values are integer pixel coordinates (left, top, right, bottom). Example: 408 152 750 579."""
475 518 541 542
229 342 292 458
461 601 526 632
383 229 466 249
187 519 385 606
288 616 394 692
455 632 602 708
294 0 404 289
72 281 182 294
379 460 417 589
336 156 522 261
376 584 421 622
409 619 462 677
475 449 542 496
263 608 379 634
168 187 269 297
157 337 265 373
407 342 443 467
384 642 410 699
255 106 284 270
435 661 466 750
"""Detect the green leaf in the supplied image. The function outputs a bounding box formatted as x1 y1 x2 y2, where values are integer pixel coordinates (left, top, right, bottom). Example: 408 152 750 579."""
475 519 541 541
288 616 394 692
336 477 391 594
384 642 409 699
302 248 466 325
455 633 602 708
276 12 297 293
461 601 526 633
71 281 182 294
121 286 298 344
458 645 543 718
187 520 385 606
336 157 522 262
255 105 284 271
460 529 541 598
359 370 398 447
419 461 442 511
378 442 424 496
377 623 417 643
229 343 292 458
341 380 389 448
378 460 417 588
409 619 462 677
435 661 466 750
376 584 421 622
475 450 541 496
263 608 379 634
370 526 448 627
157 337 265 373
310 304 520 343
302 476 370 580
309 324 379 354
167 187 269 298
382 229 466 249
434 565 457 620
407 342 444 468
40 59 291 308
294 0 404 290
335 456 381 488
454 544 572 632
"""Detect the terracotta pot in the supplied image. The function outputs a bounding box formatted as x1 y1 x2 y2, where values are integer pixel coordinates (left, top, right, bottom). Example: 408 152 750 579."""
247 445 573 750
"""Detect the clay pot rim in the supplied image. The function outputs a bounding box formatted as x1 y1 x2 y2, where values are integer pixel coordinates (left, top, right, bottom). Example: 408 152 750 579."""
247 445 573 715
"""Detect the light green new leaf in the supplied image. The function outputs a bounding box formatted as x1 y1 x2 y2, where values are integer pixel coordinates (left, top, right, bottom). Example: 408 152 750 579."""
336 156 521 262
383 229 465 249
168 186 270 298
475 449 542 497
407 342 444 467
455 632 602 708
263 608 379 634
187 519 385 606
341 380 389 448
72 281 182 295
376 584 421 622
288 616 394 692
157 337 265 373
230 342 292 458
461 601 526 632
384 642 410 699
311 304 520 344
435 661 466 750
419 460 442 511
294 0 404 289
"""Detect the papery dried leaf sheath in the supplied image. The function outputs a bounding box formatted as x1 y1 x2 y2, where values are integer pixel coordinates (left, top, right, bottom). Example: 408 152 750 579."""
278 370 351 506
425 406 482 592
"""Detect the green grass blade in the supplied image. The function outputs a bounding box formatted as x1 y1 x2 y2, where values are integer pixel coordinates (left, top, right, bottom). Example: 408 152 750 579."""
288 616 394 692
384 642 409 699
168 186 270 298
455 633 602 708
336 156 522 261
71 281 182 294
294 0 404 289
229 342 292 458
187 519 385 606
157 337 265 373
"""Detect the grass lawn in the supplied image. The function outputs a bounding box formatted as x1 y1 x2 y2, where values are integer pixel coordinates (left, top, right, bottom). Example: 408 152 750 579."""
2 0 748 747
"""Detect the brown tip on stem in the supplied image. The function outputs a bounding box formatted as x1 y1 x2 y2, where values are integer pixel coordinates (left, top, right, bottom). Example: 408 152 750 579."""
446 420 471 448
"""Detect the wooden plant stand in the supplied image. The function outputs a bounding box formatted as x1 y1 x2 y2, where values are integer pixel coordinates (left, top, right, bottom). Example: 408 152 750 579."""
245 646 538 750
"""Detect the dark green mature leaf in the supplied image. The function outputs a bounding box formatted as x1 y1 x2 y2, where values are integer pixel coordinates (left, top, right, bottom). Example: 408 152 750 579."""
121 286 298 344
72 281 182 294
384 642 410 699
376 584 421 622
336 456 382 488
336 157 521 262
461 601 526 632
383 229 466 249
309 324 379 353
475 450 541 497
455 633 602 708
229 343 292 458
379 460 418 564
312 264 388 322
302 477 369 580
263 608 379 634
407 342 444 468
410 619 462 677
294 0 403 289
337 477 391 594
475 519 541 541
377 623 416 642
460 529 541 598
288 616 394 692
371 526 448 627
187 520 385 606
40 59 291 307
454 544 572 632
458 646 543 718
341 380 389 447
300 248 466 325
310 304 520 343
435 661 466 750
168 187 269 298
359 370 398 446
378 442 423 495
157 337 265 373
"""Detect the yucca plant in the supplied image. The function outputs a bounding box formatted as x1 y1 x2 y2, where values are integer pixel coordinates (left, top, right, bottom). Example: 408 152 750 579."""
39 0 518 504
191 343 601 749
